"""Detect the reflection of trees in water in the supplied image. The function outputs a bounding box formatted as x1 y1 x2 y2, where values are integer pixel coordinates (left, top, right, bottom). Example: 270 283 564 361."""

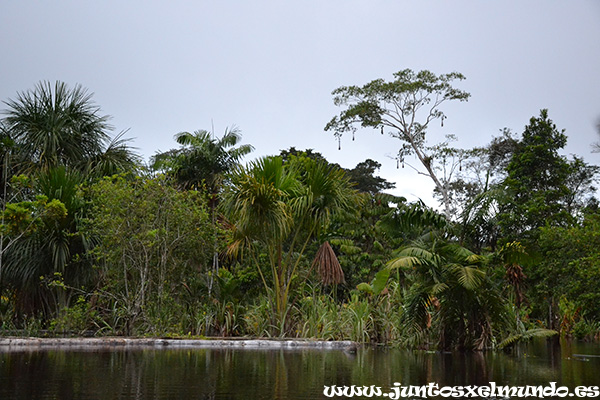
112 348 357 399
1 345 600 398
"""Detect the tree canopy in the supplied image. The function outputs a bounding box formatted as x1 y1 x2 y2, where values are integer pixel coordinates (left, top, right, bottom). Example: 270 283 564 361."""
499 110 584 239
325 69 470 218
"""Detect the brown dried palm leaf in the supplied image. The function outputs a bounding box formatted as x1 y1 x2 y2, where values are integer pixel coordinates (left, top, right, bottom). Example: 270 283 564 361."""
313 241 345 285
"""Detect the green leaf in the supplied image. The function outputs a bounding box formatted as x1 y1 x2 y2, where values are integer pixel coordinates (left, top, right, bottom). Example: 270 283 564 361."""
387 255 422 270
450 264 485 290
356 282 373 294
371 268 390 296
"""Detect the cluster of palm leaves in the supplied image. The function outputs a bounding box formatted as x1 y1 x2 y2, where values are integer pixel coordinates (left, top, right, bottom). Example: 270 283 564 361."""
222 155 359 332
151 127 254 195
2 81 138 177
1 81 139 320
387 235 507 350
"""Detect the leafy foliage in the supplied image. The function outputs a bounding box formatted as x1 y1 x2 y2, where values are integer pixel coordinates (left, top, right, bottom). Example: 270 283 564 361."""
1 167 92 319
84 176 216 335
326 69 470 218
346 159 395 194
499 110 584 239
530 213 600 324
151 127 253 194
1 79 600 348
222 156 358 331
2 81 138 176
388 236 508 350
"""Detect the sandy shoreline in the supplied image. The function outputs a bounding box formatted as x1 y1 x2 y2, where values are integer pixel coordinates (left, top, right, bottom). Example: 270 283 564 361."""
0 337 358 351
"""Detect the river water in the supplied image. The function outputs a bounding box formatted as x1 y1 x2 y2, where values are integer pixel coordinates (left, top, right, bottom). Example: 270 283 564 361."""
1 340 599 399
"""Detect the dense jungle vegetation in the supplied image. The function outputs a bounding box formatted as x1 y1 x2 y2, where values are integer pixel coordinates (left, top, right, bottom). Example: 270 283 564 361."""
1 73 599 351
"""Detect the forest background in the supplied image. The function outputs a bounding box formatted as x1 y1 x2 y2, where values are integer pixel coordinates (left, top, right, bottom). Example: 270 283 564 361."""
1 70 599 351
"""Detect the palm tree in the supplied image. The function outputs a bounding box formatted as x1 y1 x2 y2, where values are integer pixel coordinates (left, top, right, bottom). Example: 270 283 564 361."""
223 156 297 326
151 127 254 292
1 81 139 176
1 82 138 323
497 241 528 309
151 127 254 197
388 235 508 350
2 167 93 318
223 156 358 333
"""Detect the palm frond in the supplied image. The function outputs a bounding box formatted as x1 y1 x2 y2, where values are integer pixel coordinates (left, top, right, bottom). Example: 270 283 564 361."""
3 81 114 173
498 328 558 349
85 130 140 177
402 285 432 330
449 264 485 290
397 246 439 265
431 282 449 295
386 255 422 270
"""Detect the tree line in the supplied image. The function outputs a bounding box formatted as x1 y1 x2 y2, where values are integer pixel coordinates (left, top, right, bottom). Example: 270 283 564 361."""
0 74 598 350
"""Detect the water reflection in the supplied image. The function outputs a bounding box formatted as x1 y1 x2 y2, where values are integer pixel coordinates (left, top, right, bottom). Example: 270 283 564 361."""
0 340 599 399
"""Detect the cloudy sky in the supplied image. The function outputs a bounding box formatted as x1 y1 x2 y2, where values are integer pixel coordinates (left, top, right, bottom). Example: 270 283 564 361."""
2 1 600 206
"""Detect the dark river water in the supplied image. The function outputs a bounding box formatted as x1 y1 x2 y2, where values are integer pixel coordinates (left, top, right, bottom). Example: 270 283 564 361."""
1 340 599 399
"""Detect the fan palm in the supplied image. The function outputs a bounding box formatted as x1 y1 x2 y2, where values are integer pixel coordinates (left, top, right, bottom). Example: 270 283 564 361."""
1 81 139 176
223 156 297 325
1 82 137 323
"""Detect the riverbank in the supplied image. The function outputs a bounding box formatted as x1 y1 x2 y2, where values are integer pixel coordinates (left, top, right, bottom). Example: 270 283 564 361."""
0 337 359 351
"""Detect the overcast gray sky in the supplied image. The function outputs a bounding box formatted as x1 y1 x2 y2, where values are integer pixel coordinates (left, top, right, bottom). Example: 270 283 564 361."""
2 1 600 206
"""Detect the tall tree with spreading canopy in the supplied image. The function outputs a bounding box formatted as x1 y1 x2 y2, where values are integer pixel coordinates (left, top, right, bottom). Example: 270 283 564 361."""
325 69 470 219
